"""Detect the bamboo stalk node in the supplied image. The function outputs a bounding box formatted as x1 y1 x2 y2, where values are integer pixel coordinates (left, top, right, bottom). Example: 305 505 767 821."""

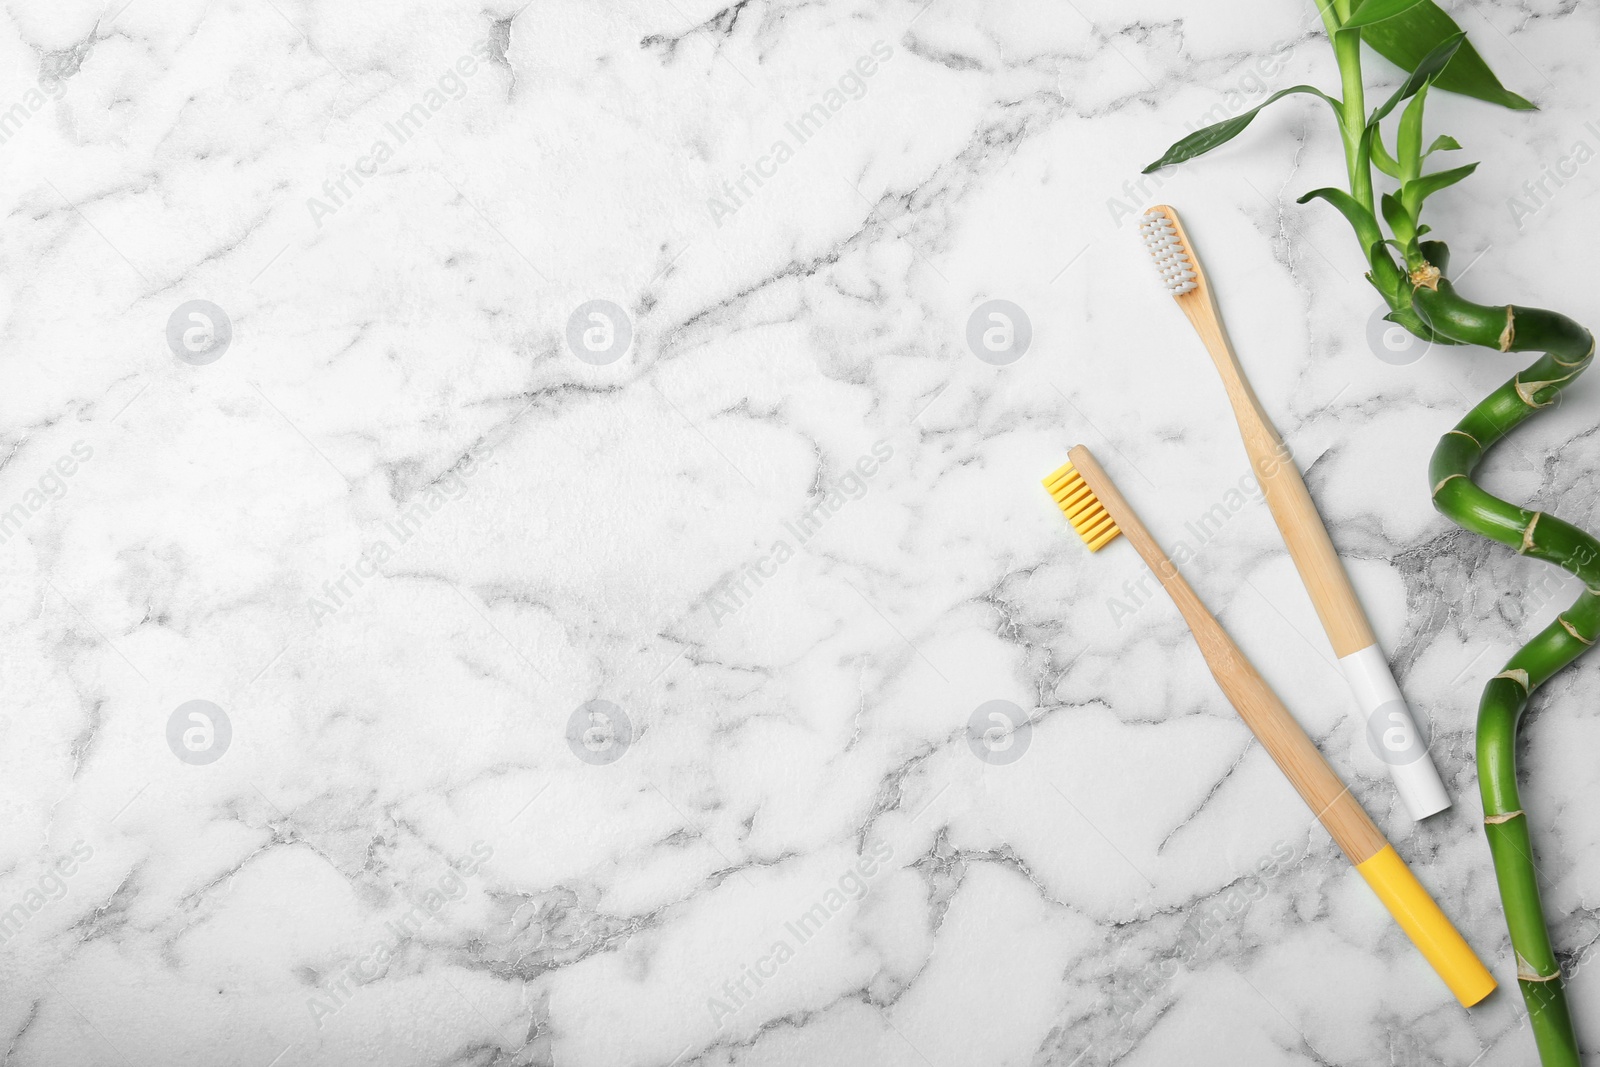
1500 306 1516 352
1484 810 1525 824
1410 262 1442 290
1432 473 1465 496
1495 668 1531 692
1554 338 1594 367
1515 375 1560 408
1558 616 1594 645
1521 513 1542 554
1518 952 1561 983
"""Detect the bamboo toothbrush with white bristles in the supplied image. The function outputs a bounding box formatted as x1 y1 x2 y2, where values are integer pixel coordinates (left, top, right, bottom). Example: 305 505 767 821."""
1042 446 1494 1008
1137 204 1451 822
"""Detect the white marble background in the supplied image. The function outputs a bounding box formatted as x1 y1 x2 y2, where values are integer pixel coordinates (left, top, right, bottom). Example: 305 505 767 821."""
3 0 1600 1063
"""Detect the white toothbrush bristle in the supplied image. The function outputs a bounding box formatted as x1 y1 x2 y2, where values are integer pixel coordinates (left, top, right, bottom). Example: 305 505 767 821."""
1137 210 1198 296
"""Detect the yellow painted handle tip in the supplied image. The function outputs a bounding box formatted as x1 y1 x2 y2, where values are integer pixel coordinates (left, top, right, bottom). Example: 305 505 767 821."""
1356 845 1497 1008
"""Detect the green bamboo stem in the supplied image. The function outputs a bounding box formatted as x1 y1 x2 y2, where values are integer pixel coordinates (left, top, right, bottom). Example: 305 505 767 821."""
1142 7 1597 1057
1331 26 1373 212
1414 249 1596 1067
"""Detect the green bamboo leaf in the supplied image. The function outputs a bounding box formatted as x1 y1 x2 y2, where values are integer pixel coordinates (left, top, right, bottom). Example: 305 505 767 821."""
1368 33 1463 125
1358 1 1535 111
1380 191 1416 247
1344 0 1427 29
1397 81 1429 181
1425 134 1462 154
1143 86 1338 173
1371 127 1402 178
1297 187 1383 250
1366 240 1405 296
1403 161 1479 206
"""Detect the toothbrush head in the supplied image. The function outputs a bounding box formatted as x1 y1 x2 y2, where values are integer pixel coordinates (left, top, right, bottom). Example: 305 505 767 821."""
1042 458 1122 552
1137 205 1200 298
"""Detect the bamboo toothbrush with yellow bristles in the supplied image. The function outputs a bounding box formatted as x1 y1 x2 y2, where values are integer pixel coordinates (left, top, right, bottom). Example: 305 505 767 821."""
1043 446 1494 1008
1137 204 1450 822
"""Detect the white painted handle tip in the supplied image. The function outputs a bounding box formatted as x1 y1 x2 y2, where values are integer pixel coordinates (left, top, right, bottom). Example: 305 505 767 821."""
1338 645 1452 822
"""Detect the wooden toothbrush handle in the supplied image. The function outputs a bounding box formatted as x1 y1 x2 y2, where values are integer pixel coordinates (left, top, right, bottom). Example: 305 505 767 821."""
1067 445 1387 865
1179 297 1378 658
1063 444 1495 1006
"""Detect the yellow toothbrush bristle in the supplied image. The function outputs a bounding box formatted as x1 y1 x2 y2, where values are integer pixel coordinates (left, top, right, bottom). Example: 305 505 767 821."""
1042 461 1121 551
